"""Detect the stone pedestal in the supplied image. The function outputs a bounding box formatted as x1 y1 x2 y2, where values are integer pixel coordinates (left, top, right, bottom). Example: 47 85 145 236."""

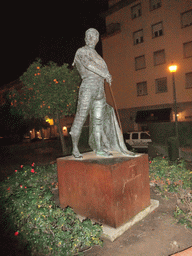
57 152 150 228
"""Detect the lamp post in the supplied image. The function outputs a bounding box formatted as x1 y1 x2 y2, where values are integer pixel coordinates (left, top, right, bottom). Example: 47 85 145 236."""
168 64 179 139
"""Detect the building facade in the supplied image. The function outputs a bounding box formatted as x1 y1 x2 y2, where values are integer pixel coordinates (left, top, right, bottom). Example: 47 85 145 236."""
102 0 192 131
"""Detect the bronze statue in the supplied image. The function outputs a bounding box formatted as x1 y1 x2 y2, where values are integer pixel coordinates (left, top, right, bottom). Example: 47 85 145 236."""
70 28 135 158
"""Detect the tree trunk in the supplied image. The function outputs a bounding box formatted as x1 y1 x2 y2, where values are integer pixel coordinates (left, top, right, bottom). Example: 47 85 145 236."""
56 111 66 155
40 127 45 144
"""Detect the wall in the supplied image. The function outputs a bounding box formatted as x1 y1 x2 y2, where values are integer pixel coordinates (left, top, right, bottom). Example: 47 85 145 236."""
102 0 192 114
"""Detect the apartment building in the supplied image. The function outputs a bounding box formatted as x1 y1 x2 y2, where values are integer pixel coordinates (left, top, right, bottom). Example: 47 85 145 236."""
101 0 192 131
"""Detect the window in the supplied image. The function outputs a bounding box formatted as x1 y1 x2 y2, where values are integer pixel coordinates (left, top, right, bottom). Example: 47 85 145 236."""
137 81 147 96
183 41 192 58
150 0 162 11
141 133 151 139
154 49 166 65
155 77 167 93
135 55 146 70
152 22 163 38
133 29 143 45
131 3 142 19
181 9 192 28
124 133 130 140
132 133 138 140
186 72 192 89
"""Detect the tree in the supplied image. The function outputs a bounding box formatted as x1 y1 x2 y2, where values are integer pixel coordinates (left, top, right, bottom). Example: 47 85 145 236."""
0 98 28 144
9 59 81 155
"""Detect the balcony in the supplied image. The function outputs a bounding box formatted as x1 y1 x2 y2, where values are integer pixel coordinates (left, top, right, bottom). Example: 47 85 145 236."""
101 23 121 39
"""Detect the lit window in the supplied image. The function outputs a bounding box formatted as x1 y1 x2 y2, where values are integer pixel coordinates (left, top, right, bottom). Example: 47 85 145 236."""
45 117 54 126
185 72 192 89
155 77 167 93
152 22 163 38
150 0 162 11
135 55 146 70
131 3 142 19
154 49 166 66
137 81 147 96
133 29 144 45
183 41 192 58
181 9 192 28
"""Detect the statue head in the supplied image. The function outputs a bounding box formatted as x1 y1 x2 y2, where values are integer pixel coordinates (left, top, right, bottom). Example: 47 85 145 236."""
85 28 99 48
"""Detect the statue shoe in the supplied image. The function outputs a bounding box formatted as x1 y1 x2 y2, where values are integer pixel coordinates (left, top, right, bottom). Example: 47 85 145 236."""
72 150 83 159
96 150 113 157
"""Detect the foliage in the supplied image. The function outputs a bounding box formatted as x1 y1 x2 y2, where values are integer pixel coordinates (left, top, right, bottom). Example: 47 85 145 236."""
0 164 103 255
9 59 81 120
0 99 28 143
149 157 192 193
149 156 192 229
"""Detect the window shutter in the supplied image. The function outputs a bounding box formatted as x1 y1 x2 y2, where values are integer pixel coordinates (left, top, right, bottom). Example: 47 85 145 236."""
181 10 192 27
183 41 192 58
152 22 163 37
186 72 192 88
135 56 146 70
154 50 165 65
155 77 167 93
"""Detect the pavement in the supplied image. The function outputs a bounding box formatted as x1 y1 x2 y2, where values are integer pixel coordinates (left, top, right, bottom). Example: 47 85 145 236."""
1 141 192 256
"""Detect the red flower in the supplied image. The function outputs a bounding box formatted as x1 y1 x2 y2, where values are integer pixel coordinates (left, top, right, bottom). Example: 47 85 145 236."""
14 231 19 236
149 161 152 164
32 163 35 167
20 165 23 168
25 186 27 189
7 187 10 191
31 169 35 173
20 185 23 188
15 170 17 173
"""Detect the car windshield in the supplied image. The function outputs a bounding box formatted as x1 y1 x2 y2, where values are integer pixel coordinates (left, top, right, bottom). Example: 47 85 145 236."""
141 133 151 139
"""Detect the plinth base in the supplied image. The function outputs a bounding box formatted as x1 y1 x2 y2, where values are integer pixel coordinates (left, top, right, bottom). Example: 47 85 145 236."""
77 199 159 242
57 151 150 228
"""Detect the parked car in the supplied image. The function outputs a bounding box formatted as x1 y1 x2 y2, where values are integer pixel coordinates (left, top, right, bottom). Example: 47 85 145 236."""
123 131 152 149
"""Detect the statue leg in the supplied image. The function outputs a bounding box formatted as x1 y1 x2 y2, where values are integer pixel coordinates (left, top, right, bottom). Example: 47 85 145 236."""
92 99 112 157
70 86 92 158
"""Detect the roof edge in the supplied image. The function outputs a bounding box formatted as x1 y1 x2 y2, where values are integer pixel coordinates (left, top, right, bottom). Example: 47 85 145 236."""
100 0 137 17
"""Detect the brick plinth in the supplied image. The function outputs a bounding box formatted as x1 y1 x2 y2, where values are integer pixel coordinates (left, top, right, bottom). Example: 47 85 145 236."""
57 152 150 228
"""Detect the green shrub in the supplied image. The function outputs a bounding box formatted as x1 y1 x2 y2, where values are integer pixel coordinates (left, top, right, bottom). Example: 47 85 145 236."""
149 157 192 192
149 156 192 229
0 164 103 255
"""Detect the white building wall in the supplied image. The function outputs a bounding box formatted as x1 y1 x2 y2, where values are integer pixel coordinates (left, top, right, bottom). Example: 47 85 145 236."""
102 0 192 122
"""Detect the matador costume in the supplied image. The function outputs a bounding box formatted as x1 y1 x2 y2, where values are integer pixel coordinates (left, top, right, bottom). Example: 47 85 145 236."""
70 28 134 158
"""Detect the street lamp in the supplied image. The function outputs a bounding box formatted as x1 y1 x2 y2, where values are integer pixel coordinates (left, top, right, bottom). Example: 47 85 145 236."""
168 63 179 139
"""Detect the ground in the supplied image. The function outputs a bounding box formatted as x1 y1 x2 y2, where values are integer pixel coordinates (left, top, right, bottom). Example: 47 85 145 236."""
0 141 192 256
83 187 192 256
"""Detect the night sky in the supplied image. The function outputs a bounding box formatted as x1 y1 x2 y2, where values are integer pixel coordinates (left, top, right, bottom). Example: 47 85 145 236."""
2 0 108 87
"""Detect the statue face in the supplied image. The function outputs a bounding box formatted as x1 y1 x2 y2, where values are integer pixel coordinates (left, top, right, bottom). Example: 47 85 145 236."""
85 30 99 48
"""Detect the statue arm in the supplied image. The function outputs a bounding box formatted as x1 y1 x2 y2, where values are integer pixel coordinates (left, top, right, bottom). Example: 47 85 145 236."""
75 48 112 81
